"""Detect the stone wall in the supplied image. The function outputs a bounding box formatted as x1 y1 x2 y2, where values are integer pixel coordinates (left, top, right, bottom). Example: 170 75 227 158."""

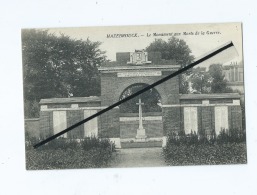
162 95 243 137
67 110 84 138
229 106 243 130
162 107 182 136
201 106 215 135
38 98 101 139
40 111 53 139
100 71 180 106
24 118 40 138
99 108 120 138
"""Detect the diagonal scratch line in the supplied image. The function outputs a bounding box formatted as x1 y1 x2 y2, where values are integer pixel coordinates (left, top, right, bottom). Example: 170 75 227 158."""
33 41 234 148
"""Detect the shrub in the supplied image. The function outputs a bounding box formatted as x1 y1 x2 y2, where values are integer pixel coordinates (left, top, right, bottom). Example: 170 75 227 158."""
216 128 246 144
166 128 245 146
25 137 80 151
167 130 209 146
25 136 116 169
80 137 115 151
163 143 247 165
26 148 113 170
25 136 41 148
41 138 80 150
163 142 247 166
163 128 247 165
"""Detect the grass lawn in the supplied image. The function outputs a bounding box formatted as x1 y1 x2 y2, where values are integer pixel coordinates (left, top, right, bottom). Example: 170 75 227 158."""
163 142 247 166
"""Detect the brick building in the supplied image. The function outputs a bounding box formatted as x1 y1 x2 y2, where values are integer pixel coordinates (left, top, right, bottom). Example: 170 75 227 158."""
38 50 243 148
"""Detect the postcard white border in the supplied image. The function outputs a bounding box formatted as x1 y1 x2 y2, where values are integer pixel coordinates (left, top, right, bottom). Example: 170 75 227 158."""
1 1 257 195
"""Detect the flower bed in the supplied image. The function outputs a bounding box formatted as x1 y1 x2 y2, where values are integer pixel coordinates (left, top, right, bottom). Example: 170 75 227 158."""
163 142 247 166
163 128 247 166
26 137 115 170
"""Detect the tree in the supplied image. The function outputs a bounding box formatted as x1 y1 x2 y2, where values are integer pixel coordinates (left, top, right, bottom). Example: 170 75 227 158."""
146 37 194 66
179 74 190 94
22 29 105 117
145 37 195 93
190 67 212 94
209 64 233 93
119 84 161 113
190 64 233 94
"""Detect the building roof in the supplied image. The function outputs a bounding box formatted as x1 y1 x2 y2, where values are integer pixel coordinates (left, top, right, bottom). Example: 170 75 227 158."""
39 96 101 104
180 93 241 100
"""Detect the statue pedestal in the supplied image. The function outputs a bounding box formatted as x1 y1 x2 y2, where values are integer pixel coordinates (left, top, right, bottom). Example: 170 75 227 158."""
136 128 147 141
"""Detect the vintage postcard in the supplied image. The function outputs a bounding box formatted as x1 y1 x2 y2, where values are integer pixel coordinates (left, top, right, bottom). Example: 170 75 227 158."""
23 23 246 170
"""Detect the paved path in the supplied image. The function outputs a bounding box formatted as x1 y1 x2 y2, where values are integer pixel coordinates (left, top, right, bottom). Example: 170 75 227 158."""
108 148 167 168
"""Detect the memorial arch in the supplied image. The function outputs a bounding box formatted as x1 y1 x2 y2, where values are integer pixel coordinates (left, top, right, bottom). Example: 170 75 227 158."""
38 50 243 148
97 50 181 146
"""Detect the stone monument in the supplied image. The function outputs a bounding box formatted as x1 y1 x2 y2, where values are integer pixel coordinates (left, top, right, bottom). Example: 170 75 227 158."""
135 97 147 141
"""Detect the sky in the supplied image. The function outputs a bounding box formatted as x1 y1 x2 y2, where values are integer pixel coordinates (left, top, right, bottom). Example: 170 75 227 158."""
46 22 243 65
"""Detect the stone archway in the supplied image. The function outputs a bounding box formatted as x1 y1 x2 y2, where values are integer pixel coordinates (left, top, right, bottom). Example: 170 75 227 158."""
119 83 162 113
97 51 181 146
118 83 164 142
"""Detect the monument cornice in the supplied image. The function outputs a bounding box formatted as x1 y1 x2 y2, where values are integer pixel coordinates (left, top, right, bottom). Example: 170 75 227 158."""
98 65 181 73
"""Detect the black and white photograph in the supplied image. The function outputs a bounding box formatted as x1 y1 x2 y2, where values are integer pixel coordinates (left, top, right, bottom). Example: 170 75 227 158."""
3 1 257 195
22 23 246 170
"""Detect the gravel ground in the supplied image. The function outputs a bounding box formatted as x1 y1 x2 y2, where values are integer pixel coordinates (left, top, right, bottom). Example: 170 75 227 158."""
108 147 166 168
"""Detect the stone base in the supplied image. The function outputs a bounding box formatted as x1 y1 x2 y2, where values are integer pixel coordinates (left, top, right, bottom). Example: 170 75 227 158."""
135 137 147 142
136 128 147 140
120 140 162 148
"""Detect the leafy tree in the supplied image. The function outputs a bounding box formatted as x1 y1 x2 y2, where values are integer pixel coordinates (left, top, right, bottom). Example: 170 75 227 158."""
146 37 195 93
24 100 40 118
190 64 233 94
22 29 105 117
190 67 212 94
179 74 190 94
209 64 233 93
119 84 161 113
146 37 194 66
